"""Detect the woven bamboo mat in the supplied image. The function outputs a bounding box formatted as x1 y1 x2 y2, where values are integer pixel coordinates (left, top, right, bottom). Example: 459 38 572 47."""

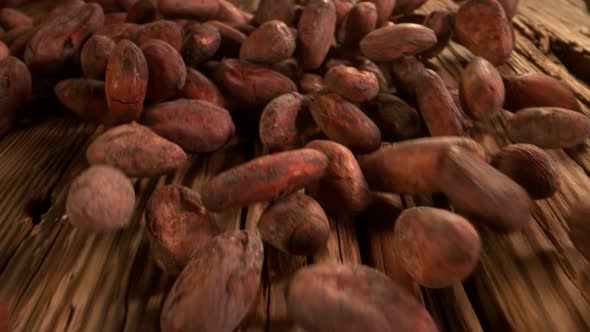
0 0 589 331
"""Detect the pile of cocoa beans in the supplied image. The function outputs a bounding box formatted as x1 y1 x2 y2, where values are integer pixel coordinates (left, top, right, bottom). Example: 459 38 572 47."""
1 0 590 330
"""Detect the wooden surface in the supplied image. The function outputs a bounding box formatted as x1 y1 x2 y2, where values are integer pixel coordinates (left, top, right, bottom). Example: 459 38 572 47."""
1 0 590 331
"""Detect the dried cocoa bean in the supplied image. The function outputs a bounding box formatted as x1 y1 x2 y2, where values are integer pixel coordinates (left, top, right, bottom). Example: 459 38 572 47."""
415 69 465 136
0 8 33 30
0 56 32 135
504 73 579 112
254 0 296 25
286 263 439 332
306 139 371 215
257 192 329 255
145 184 221 273
105 39 148 122
360 23 437 62
337 2 378 54
298 0 336 70
80 34 116 79
201 148 328 211
310 93 381 153
212 58 297 109
132 19 183 50
421 10 453 59
492 144 559 199
54 78 115 124
367 93 423 141
454 0 514 65
459 56 505 120
86 122 187 177
24 3 105 74
394 207 481 288
181 67 225 107
158 0 220 20
239 20 295 64
141 39 187 103
66 165 135 232
324 65 379 102
259 92 308 150
181 23 221 67
160 230 264 332
126 0 157 24
359 136 486 194
440 145 532 232
143 98 235 153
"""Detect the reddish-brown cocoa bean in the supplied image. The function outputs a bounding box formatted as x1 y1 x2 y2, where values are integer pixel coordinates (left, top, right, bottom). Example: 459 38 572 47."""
54 78 116 124
0 41 8 61
568 201 590 262
104 12 128 25
337 2 378 52
7 26 37 59
306 140 371 216
202 149 328 211
95 22 140 41
504 73 579 112
126 0 157 24
331 0 355 25
181 23 221 67
421 10 453 59
394 207 481 288
207 20 247 57
88 0 123 12
310 93 381 153
324 65 379 102
158 0 220 20
145 184 221 273
212 58 297 108
505 107 590 149
160 230 264 332
498 0 519 19
492 144 559 200
258 192 329 255
86 122 187 177
360 23 437 62
440 146 532 232
66 165 135 232
132 19 183 50
118 0 139 10
0 56 32 136
141 39 187 103
0 8 33 30
143 99 235 153
181 67 225 107
24 3 105 74
393 0 428 14
300 73 326 94
357 58 393 93
364 0 395 26
359 136 487 194
240 20 295 64
455 0 514 65
415 69 465 136
216 0 249 24
271 57 303 82
254 0 296 25
0 26 32 46
81 34 116 79
459 57 505 120
298 0 336 70
367 93 423 141
259 92 307 150
287 263 439 332
105 39 148 122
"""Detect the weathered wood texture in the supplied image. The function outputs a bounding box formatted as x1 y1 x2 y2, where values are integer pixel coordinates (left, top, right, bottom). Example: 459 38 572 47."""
0 0 589 331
